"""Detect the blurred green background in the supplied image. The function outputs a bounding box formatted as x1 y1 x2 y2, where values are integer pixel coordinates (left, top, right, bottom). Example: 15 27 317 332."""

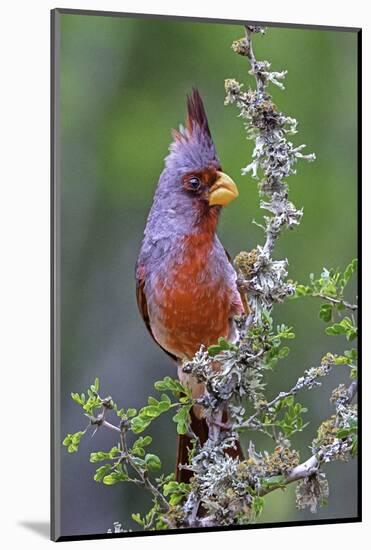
59 12 358 537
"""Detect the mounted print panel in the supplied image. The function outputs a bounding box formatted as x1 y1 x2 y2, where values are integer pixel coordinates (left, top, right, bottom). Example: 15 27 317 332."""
51 8 361 542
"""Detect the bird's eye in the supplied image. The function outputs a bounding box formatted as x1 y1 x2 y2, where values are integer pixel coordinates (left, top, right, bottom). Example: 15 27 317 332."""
187 176 201 191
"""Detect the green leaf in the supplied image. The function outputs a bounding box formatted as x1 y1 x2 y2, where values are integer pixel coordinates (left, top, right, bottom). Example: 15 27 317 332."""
325 323 345 336
154 376 185 395
169 493 184 506
208 336 237 357
94 465 112 482
350 367 358 380
103 469 129 485
131 416 151 434
319 303 333 323
278 346 290 359
163 480 190 505
147 396 159 406
276 324 295 339
207 345 222 357
326 317 357 341
71 392 84 406
163 480 190 496
145 453 162 471
341 259 358 288
333 355 348 365
251 495 265 519
261 474 286 489
336 419 357 439
160 393 171 405
172 406 191 435
102 475 119 485
135 435 152 447
158 398 171 413
132 513 144 526
63 430 86 453
294 285 311 297
141 405 161 418
132 435 153 456
344 348 358 363
90 447 120 463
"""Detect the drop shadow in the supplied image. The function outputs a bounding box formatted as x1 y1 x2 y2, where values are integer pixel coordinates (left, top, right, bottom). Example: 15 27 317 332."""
18 521 50 539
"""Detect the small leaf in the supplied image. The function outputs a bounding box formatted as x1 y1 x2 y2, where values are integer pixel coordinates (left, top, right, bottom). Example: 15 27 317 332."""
262 474 286 489
169 493 184 505
154 376 185 395
145 453 162 471
147 396 159 406
141 405 160 418
132 513 144 526
94 465 112 482
207 345 221 357
160 393 171 405
278 346 290 359
319 303 333 323
251 495 265 519
172 406 190 435
63 430 86 453
294 284 311 297
158 400 171 413
341 258 358 288
325 323 346 336
131 417 150 433
71 392 83 405
103 475 119 485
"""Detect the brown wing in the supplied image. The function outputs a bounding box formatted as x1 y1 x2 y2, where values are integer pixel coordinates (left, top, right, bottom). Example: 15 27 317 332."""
136 266 178 362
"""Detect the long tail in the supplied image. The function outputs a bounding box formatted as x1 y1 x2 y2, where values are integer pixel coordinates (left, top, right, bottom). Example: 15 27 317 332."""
175 407 244 483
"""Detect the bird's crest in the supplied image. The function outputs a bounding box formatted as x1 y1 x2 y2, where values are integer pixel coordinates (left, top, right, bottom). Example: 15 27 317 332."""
186 88 212 139
167 89 220 174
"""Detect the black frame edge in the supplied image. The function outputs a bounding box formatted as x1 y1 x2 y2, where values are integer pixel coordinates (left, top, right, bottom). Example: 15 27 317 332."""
53 7 361 33
51 7 61 543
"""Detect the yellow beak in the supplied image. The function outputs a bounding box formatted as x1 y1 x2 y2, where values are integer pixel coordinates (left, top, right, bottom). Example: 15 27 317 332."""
208 171 239 206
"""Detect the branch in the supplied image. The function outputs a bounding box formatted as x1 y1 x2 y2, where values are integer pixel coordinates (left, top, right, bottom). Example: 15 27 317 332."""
119 425 170 515
243 26 266 95
312 292 358 311
258 378 358 497
258 454 319 497
241 354 335 430
347 380 358 402
226 26 314 323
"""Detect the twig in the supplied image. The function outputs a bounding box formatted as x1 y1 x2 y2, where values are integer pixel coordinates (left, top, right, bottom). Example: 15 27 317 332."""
244 26 266 95
347 380 358 403
119 426 170 515
240 356 334 430
312 293 358 311
102 420 121 433
258 454 320 497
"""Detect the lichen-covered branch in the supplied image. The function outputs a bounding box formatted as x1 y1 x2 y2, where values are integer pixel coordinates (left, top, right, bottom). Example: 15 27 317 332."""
226 25 315 325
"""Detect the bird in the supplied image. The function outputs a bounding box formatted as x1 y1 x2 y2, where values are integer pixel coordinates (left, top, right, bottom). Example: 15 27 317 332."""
136 89 245 481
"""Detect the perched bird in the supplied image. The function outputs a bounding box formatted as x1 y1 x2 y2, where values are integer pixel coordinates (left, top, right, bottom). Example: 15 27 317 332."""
136 89 244 481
